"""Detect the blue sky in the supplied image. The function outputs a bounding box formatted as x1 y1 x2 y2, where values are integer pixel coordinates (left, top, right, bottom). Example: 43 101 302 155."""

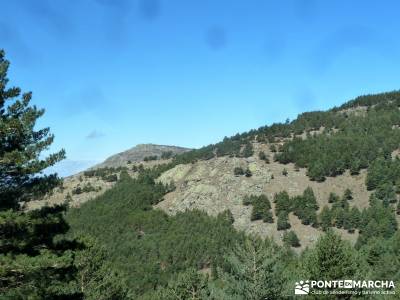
2 0 400 174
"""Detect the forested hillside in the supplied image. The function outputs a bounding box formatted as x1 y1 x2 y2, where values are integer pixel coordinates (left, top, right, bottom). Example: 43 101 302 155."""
65 90 400 299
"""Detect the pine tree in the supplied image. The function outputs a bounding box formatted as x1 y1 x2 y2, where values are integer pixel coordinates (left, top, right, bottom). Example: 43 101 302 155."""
375 183 397 205
350 158 361 175
250 195 272 221
242 195 253 206
283 231 300 248
0 50 65 209
303 230 360 282
349 206 361 230
328 192 339 203
258 151 269 163
292 188 318 226
319 206 332 231
214 237 285 300
258 150 266 160
245 167 252 177
0 50 81 299
277 211 291 231
333 207 346 229
274 191 291 215
307 162 326 182
343 210 354 232
343 189 353 201
74 238 128 300
234 167 245 176
152 268 210 300
356 200 398 247
218 209 235 225
395 179 400 194
241 142 254 158
262 210 274 223
303 187 319 211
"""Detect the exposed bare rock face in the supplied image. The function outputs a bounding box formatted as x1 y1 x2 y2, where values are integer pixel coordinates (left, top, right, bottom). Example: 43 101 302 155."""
155 142 372 249
95 144 191 168
157 156 271 224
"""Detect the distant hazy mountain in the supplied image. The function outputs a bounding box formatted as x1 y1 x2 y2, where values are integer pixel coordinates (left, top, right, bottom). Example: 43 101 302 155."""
45 159 99 178
94 144 191 168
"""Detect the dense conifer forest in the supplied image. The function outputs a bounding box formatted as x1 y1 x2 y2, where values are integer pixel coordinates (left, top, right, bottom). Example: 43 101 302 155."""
2 50 400 298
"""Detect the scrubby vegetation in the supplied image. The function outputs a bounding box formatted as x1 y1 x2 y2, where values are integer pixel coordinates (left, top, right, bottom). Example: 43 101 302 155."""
161 150 174 159
83 166 126 182
144 155 158 161
233 166 245 176
258 151 270 163
72 182 101 195
233 166 252 177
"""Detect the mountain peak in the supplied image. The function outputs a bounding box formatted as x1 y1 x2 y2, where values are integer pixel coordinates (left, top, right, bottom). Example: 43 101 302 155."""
95 143 191 168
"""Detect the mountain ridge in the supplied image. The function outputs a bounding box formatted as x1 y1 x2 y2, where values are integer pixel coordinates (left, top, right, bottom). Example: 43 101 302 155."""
93 143 192 169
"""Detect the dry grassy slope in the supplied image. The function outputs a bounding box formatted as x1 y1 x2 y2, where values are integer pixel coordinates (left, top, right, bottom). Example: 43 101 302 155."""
27 143 188 210
26 159 171 210
155 142 374 250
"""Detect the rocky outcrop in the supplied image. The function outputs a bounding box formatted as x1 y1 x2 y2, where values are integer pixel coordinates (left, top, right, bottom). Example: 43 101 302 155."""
155 142 371 249
156 155 272 232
